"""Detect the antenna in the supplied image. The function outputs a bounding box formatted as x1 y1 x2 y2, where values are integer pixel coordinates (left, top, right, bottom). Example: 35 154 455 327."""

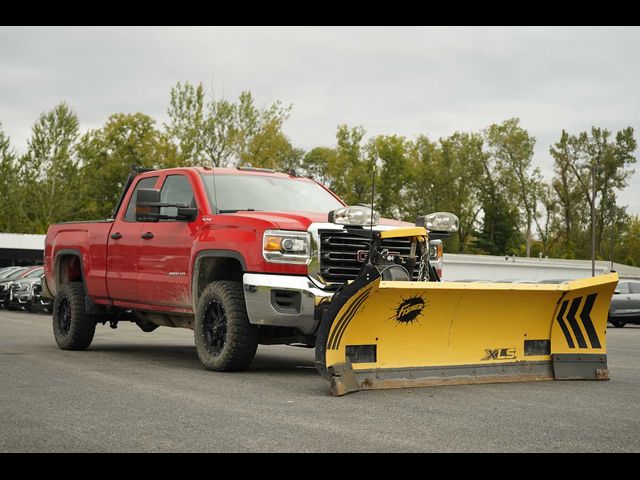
211 159 220 214
370 163 376 229
368 162 376 255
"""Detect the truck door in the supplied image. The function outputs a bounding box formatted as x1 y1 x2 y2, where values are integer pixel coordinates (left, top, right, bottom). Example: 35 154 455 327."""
137 174 199 309
106 175 159 303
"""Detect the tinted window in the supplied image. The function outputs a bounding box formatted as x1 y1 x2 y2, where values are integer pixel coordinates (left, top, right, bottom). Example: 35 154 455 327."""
125 176 159 221
617 282 629 294
24 268 44 278
4 268 29 280
629 282 640 294
200 174 344 213
0 268 20 279
160 175 195 219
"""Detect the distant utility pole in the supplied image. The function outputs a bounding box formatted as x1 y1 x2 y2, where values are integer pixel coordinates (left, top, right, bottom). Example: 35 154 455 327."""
591 161 596 277
610 221 614 271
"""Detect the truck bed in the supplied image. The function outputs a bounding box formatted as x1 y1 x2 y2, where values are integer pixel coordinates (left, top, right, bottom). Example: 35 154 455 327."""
44 221 114 302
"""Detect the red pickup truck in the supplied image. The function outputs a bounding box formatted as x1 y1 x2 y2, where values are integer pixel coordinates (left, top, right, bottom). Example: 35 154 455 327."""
43 166 443 371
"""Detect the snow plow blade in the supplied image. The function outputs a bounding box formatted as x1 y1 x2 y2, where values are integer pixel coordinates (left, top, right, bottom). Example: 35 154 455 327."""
316 270 618 396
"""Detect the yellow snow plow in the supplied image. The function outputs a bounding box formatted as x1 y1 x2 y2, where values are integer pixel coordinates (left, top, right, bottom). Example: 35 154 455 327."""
315 226 618 396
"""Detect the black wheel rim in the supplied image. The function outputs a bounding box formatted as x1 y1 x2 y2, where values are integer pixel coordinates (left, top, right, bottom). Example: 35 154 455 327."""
58 297 71 334
203 300 227 356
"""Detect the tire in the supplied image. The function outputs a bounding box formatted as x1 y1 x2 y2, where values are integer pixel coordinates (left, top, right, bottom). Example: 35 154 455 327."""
52 282 96 350
610 319 627 328
194 281 258 371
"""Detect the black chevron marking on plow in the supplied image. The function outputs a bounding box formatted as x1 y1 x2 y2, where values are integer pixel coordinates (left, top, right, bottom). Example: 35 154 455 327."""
328 289 371 350
556 300 574 348
328 290 368 349
580 293 601 349
332 292 371 350
567 297 588 348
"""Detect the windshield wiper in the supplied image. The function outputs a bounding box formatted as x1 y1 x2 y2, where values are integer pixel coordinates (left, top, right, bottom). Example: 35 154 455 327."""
218 208 261 213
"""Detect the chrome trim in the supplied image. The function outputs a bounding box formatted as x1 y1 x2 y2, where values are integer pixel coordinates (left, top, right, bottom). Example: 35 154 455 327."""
306 222 410 287
242 273 334 335
307 223 343 287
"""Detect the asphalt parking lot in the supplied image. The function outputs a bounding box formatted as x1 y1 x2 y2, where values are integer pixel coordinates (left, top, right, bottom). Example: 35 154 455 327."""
1 309 639 452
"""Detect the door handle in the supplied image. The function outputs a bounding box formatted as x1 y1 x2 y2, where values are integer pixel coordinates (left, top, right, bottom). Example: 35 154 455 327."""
141 232 154 240
110 232 122 240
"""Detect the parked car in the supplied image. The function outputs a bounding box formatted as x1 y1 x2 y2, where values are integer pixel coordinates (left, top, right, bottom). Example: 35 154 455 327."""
0 266 42 309
0 266 25 279
8 269 48 312
608 280 640 328
32 275 53 313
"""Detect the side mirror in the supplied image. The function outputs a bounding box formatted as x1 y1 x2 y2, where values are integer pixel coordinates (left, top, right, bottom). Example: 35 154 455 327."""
613 289 620 295
135 188 198 222
135 189 162 222
177 207 198 222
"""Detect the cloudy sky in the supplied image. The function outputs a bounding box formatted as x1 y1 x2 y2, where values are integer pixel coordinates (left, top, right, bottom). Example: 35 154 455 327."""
1 26 639 213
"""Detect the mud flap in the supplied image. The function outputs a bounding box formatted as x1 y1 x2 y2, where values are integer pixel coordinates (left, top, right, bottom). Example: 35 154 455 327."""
316 272 618 396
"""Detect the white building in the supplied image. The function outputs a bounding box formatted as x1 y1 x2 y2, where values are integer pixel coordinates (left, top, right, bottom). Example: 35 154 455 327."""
441 253 640 282
0 233 46 267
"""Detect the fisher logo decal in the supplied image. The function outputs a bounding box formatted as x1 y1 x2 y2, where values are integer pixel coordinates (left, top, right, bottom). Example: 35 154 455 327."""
482 348 516 361
556 294 602 349
388 294 427 325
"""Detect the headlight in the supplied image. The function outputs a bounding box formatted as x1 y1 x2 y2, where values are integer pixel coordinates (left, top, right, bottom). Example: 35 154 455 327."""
328 206 379 226
417 212 459 232
263 230 311 264
428 239 443 259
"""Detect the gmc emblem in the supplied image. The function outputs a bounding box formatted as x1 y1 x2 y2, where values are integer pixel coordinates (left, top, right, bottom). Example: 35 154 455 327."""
356 250 400 262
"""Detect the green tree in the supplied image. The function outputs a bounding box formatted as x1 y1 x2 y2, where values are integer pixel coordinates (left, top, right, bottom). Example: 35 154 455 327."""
78 113 178 219
366 135 411 218
0 124 25 232
616 215 640 266
20 102 82 232
166 81 238 167
534 183 561 257
406 133 485 252
550 127 637 258
485 118 540 257
166 83 297 170
234 92 296 170
301 147 338 186
330 125 371 205
472 131 523 256
550 130 587 258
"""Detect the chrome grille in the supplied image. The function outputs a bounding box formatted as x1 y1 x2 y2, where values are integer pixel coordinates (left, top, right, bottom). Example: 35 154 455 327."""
319 230 422 284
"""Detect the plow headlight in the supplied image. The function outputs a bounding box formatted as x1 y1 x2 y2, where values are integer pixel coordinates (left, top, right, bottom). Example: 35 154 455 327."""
417 212 459 232
329 206 379 226
263 230 311 264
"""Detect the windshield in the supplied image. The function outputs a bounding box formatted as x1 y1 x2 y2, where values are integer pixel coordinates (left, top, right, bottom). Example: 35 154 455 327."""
24 268 44 278
201 174 344 213
0 268 20 279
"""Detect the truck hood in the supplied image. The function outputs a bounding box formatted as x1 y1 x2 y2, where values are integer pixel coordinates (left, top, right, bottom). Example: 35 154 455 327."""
229 211 412 231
